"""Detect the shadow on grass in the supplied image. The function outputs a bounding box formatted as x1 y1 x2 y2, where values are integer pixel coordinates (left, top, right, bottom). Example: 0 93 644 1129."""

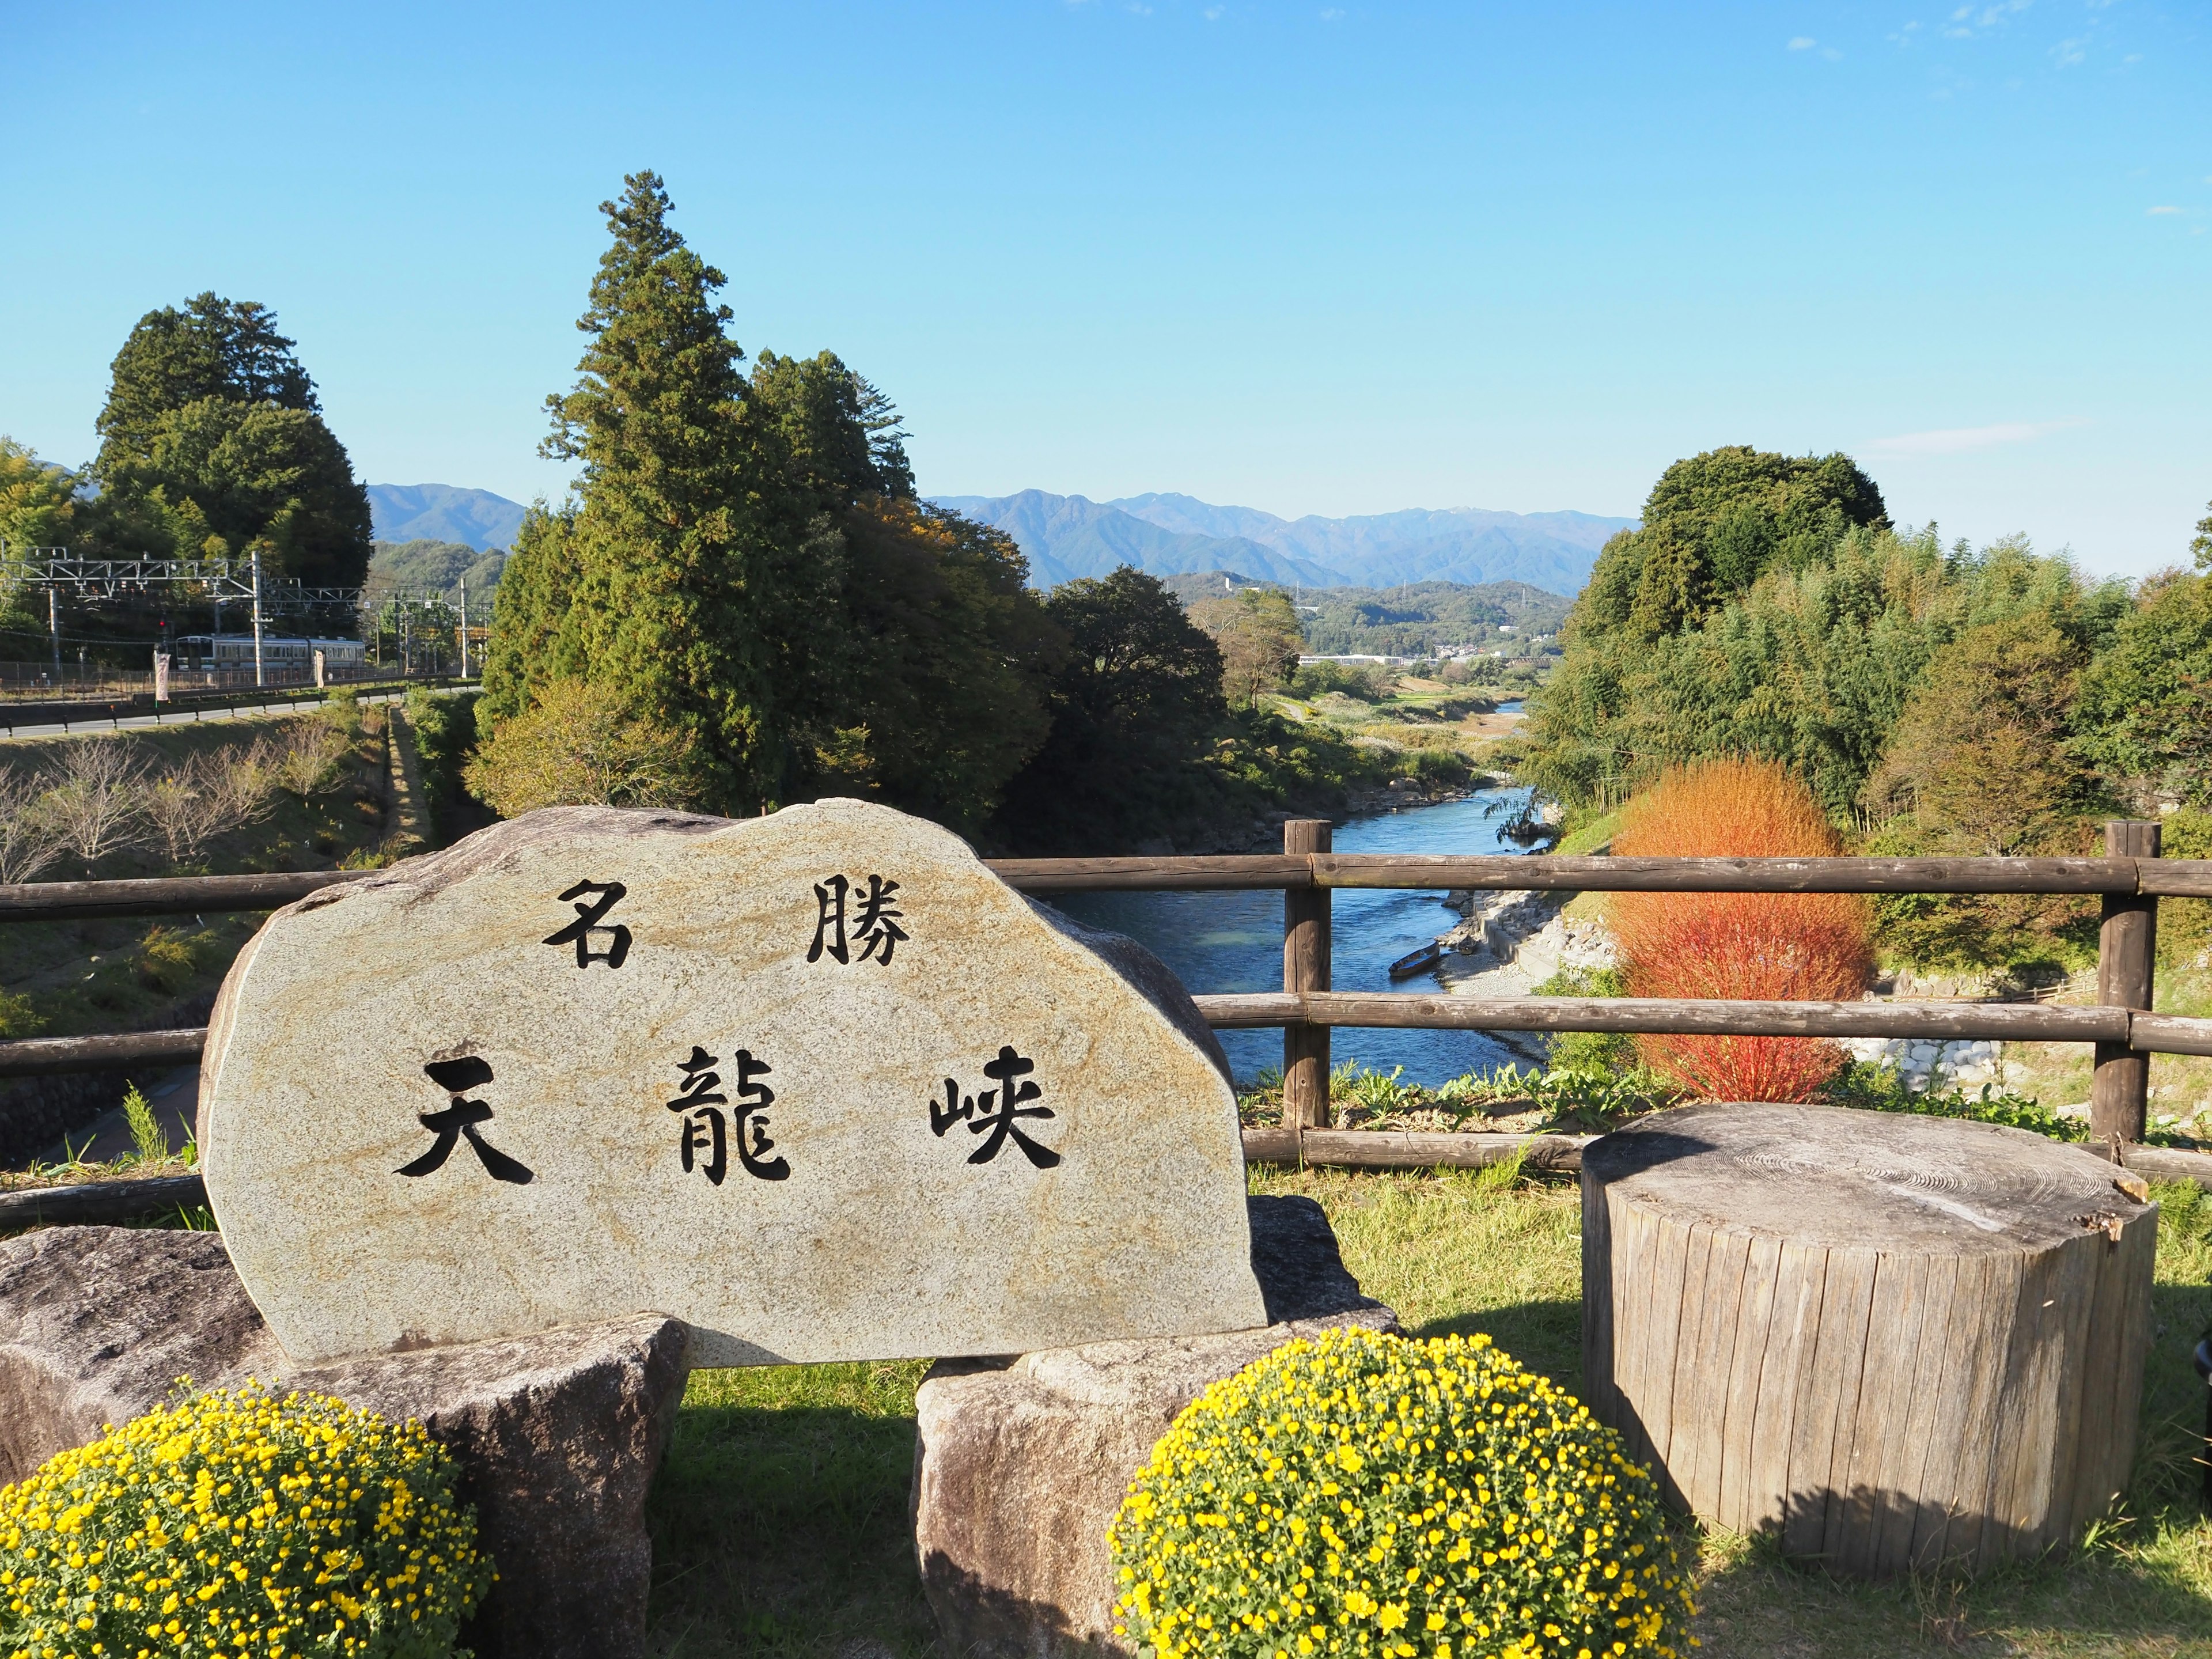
1410 1298 1585 1395
646 1363 940 1658
1691 1515 2212 1658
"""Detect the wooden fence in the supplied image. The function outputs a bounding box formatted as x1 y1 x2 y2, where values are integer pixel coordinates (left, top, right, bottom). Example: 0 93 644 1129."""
5 817 2210 1161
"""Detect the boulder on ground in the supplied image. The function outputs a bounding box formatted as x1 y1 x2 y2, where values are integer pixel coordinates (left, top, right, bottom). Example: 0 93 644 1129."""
0 1225 688 1659
0 1225 282 1484
911 1195 1397 1658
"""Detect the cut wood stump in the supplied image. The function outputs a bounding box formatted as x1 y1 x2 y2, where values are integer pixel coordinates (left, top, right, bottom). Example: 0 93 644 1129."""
1581 1101 2157 1578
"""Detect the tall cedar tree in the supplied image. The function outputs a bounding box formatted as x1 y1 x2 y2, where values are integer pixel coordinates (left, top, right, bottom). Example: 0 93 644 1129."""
92 294 370 585
484 176 1062 824
490 172 812 812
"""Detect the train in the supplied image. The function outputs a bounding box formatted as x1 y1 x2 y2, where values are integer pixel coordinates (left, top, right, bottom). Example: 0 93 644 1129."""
168 635 367 672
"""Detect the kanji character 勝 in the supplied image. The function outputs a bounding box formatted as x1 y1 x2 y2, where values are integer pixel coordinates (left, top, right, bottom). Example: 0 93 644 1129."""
930 1045 1060 1168
808 873 907 965
397 1056 533 1184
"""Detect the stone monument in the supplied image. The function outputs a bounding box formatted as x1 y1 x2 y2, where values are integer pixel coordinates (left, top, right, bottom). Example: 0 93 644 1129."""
5 800 1382 1658
199 799 1267 1362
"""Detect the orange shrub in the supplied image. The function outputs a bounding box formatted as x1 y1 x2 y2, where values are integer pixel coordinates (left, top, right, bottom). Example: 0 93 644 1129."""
1609 757 1874 1101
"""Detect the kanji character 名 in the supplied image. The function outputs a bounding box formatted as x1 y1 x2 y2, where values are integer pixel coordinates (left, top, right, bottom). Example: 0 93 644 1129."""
397 1056 533 1184
808 873 907 965
543 880 631 968
930 1045 1060 1168
667 1044 790 1184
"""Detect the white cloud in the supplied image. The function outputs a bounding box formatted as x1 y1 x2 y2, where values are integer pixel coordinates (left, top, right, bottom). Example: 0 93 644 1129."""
2148 204 2185 215
1788 35 1816 48
2051 35 2086 65
1865 421 2081 457
1823 44 1843 58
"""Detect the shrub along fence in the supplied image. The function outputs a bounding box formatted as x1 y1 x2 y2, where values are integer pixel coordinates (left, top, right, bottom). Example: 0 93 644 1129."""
5 818 2212 1223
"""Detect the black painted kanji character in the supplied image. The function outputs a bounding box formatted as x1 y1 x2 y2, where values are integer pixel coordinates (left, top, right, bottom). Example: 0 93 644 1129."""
851 876 907 965
666 1046 728 1185
543 880 631 968
808 874 850 964
930 1046 1059 1169
730 1048 789 1181
397 1056 533 1184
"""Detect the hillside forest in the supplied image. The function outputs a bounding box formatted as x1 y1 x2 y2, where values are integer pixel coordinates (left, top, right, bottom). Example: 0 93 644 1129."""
1517 444 2212 982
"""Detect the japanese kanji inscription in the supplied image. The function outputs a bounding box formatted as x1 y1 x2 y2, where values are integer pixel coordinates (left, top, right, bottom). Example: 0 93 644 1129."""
199 800 1265 1366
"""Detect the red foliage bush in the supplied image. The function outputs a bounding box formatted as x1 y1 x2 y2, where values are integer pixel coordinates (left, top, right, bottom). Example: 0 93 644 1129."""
1609 757 1874 1101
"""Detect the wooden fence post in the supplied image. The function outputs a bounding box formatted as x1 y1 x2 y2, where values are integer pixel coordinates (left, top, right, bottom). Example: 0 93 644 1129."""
2091 819 2161 1148
1283 819 1332 1130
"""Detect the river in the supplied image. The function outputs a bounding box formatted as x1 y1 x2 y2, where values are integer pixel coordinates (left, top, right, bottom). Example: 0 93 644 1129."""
1056 776 1540 1089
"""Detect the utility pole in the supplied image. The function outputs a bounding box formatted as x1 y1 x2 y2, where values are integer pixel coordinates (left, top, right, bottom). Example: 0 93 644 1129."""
250 547 266 689
458 578 469 679
48 588 60 680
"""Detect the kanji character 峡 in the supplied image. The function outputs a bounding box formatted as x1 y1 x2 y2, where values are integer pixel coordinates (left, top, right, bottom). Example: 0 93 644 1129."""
930 1046 1060 1168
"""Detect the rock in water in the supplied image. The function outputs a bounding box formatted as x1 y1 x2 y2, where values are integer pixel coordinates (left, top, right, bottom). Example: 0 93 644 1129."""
200 801 1266 1365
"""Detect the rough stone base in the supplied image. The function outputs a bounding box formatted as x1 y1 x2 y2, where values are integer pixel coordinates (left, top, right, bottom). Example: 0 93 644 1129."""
911 1195 1399 1658
0 1226 688 1659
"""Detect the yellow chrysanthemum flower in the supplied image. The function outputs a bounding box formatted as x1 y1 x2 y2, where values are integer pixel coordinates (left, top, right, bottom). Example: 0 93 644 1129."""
1107 1327 1694 1659
0 1382 489 1659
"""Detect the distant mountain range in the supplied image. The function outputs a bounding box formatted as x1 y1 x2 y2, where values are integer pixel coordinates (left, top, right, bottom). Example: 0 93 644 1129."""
934 490 1633 592
366 480 1631 594
366 484 527 551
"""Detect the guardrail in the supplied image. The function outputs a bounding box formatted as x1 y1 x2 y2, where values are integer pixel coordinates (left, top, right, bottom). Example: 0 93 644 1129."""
2 819 2203 1147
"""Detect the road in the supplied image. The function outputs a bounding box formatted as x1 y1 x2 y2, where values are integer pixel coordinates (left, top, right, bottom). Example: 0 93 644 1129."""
0 688 428 743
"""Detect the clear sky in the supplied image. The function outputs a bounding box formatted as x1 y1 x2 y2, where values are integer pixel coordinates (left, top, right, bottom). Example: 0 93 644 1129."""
6 2 2206 577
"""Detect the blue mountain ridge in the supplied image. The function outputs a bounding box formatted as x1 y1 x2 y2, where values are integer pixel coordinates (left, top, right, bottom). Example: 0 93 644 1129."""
366 484 527 551
369 481 1634 592
937 490 1633 592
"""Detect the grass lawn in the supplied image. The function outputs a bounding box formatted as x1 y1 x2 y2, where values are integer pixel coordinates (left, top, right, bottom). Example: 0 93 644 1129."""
643 1165 2212 1657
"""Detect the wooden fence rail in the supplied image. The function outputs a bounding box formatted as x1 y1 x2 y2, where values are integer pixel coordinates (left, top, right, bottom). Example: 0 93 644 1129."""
1 817 2195 1145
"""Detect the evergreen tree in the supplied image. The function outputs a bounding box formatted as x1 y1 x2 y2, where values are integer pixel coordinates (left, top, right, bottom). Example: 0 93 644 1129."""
495 170 812 811
92 293 369 583
96 293 318 463
991 569 1228 850
484 172 1050 823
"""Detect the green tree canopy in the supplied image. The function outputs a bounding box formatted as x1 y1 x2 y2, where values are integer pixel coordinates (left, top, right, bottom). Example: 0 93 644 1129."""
96 293 319 464
2078 568 2212 808
482 171 1058 826
990 567 1228 851
92 293 369 583
99 399 372 584
0 438 82 552
1573 446 1890 639
1190 587 1305 708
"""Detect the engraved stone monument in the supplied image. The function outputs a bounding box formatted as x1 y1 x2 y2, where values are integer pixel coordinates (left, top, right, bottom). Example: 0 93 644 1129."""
199 800 1267 1365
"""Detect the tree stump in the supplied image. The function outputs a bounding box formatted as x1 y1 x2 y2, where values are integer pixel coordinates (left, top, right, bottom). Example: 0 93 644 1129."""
1581 1102 2157 1578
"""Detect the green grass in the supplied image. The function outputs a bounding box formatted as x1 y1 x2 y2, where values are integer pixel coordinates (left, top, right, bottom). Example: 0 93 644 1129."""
643 1168 2212 1656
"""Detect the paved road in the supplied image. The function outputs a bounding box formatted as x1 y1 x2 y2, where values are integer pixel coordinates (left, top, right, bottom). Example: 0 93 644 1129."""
1 688 420 743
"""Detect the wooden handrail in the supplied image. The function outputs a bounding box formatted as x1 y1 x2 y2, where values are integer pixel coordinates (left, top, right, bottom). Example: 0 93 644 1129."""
0 824 2188 1145
10 1001 2212 1081
10 853 2212 920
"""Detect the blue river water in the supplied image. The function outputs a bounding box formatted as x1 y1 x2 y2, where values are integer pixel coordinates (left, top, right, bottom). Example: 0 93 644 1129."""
1055 782 1539 1088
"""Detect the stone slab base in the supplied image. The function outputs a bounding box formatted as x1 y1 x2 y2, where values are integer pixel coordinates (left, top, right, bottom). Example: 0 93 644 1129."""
911 1195 1399 1658
0 1226 687 1659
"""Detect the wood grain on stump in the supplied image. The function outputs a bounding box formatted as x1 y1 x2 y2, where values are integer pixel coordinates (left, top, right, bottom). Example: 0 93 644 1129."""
1581 1102 2157 1578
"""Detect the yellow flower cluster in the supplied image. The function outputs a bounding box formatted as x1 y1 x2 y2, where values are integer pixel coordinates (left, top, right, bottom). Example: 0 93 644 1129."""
0 1382 490 1659
1109 1327 1695 1659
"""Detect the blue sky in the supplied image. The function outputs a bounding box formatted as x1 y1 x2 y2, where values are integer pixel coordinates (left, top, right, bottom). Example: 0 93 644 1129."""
5 2 2206 577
